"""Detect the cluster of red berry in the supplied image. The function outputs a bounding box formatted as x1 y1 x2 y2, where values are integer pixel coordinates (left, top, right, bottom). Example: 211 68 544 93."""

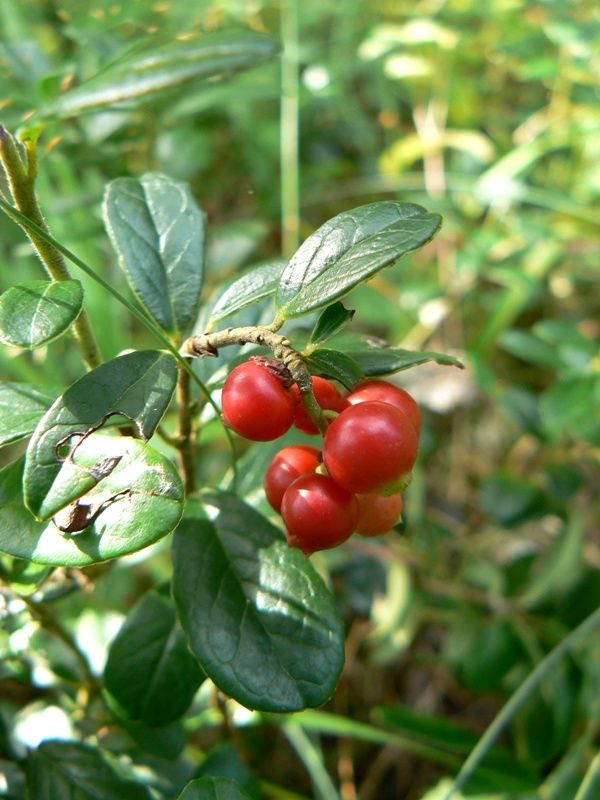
221 359 420 555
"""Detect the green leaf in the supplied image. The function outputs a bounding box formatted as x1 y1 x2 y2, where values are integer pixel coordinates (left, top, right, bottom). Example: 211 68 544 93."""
26 740 152 799
24 349 177 520
374 706 537 790
103 173 206 335
519 515 584 610
206 260 285 330
332 335 463 375
276 201 441 318
178 776 252 800
540 375 600 446
479 473 546 528
305 348 363 389
308 302 355 346
193 743 261 799
0 280 83 349
45 33 278 116
0 436 183 566
0 382 59 447
499 328 559 371
104 589 205 726
172 494 345 712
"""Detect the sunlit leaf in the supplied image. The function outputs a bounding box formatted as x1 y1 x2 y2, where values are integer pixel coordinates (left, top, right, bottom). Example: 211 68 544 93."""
103 173 205 335
24 350 177 520
0 280 83 349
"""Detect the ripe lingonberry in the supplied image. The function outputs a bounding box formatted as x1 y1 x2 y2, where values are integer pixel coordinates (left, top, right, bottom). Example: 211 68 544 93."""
347 379 420 435
355 492 403 537
221 361 294 441
323 401 418 494
263 445 320 513
281 473 358 554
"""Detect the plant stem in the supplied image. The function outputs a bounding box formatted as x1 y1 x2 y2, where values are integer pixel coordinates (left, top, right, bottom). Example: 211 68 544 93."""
280 0 300 257
175 364 197 495
0 125 101 370
183 325 325 433
574 752 600 800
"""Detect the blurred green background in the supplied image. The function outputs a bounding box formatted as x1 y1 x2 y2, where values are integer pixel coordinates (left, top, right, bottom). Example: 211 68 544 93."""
0 1 598 799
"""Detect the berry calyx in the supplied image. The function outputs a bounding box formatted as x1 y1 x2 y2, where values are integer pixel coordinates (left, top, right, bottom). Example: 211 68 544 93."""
347 379 420 435
290 376 347 435
221 361 295 441
281 473 358 555
323 401 418 494
355 492 403 537
263 445 321 513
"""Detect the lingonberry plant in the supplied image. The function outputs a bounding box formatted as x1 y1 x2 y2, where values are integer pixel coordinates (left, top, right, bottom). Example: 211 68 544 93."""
0 114 462 796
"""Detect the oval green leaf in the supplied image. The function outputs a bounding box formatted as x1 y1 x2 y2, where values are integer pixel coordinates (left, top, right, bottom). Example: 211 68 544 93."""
178 777 252 800
104 589 205 726
0 279 83 349
332 335 463 375
305 348 364 390
206 260 285 331
24 349 177 520
0 382 59 447
172 494 345 713
103 173 205 335
308 302 355 346
27 740 152 800
276 201 441 318
45 33 278 116
0 437 183 567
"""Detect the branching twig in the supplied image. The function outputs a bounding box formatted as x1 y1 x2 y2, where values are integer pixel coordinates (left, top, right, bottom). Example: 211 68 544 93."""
182 325 326 433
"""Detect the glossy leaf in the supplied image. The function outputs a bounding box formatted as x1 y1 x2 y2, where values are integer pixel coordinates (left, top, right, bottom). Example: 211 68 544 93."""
0 436 183 566
305 348 363 389
103 173 205 335
0 383 58 447
104 589 205 726
206 260 285 330
276 201 441 317
27 740 151 799
46 33 278 116
24 349 177 520
0 279 83 349
308 302 355 346
172 494 345 712
178 777 252 800
333 335 463 375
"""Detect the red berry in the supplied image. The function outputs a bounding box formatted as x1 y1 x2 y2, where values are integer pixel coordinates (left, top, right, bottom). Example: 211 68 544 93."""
263 445 320 513
221 361 294 441
281 473 358 555
347 379 420 435
355 493 403 537
290 376 348 435
323 401 418 494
